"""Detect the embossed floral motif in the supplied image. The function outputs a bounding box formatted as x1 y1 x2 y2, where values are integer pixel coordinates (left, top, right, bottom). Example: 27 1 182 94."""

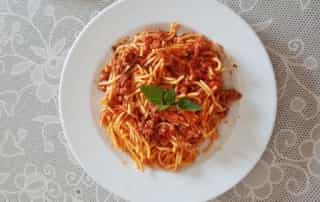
0 16 23 55
0 129 25 157
290 96 307 114
304 56 318 70
14 163 62 202
300 124 320 178
239 0 259 12
32 114 60 153
234 149 283 200
29 38 66 103
299 0 311 10
0 90 18 116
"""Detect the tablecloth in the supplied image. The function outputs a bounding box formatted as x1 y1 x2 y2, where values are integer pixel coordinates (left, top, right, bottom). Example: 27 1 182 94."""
0 0 319 201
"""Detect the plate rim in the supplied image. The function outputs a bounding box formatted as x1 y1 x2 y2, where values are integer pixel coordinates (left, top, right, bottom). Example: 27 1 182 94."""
59 0 278 201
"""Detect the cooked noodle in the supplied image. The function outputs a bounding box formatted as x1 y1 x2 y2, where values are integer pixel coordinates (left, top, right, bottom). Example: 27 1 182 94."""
98 23 241 171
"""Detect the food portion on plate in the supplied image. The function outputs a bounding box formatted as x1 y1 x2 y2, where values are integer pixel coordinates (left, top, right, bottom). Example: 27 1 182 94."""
97 23 241 171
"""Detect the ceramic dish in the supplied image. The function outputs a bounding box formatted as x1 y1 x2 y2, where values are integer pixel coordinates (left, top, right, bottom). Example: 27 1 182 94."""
59 0 277 201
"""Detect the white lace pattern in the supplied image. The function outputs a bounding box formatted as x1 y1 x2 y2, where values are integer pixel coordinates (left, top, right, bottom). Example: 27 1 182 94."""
0 0 319 201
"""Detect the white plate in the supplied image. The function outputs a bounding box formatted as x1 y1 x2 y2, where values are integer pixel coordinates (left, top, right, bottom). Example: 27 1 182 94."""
59 0 277 202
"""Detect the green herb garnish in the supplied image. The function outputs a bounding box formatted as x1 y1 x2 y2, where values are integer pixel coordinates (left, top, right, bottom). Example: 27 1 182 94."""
177 98 202 112
140 85 164 105
163 89 176 105
140 85 201 112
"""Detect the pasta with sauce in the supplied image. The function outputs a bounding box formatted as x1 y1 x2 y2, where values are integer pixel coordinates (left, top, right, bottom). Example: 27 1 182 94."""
97 23 241 171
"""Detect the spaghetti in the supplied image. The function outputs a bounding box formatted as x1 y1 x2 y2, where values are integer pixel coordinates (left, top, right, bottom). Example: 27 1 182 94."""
97 23 241 171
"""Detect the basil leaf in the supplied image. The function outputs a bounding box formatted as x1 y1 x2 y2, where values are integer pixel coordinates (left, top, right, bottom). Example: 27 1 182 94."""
141 85 201 112
163 89 176 105
140 85 164 105
177 98 201 112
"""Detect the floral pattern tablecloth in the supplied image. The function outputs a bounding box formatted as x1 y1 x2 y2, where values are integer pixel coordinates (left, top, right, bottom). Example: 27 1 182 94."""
0 0 319 201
